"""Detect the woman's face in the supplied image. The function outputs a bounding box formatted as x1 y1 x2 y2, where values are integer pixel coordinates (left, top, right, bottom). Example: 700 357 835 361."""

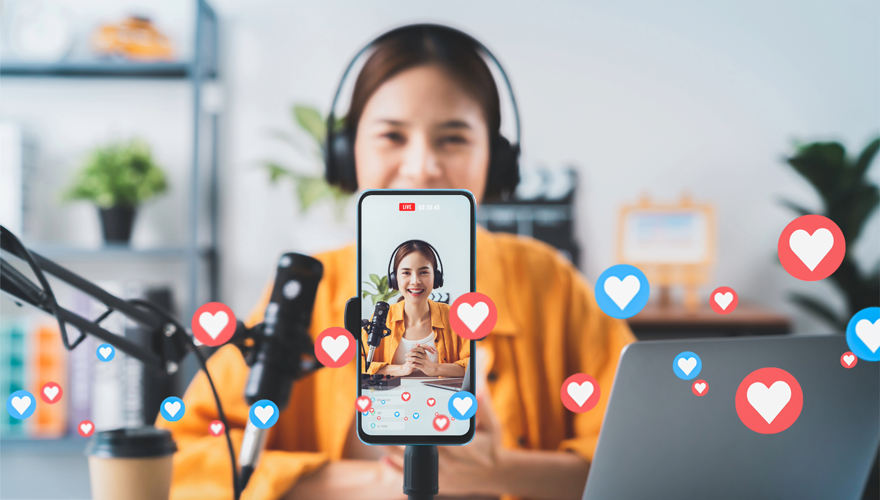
354 64 491 203
396 251 435 305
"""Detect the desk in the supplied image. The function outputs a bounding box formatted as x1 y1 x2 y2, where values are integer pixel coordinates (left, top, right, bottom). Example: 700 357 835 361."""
627 302 791 340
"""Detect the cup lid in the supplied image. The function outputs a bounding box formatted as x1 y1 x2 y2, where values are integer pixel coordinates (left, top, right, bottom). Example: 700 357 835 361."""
86 427 177 459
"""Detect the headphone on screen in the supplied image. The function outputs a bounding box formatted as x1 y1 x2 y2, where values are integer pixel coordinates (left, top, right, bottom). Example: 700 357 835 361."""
387 240 444 291
325 23 522 201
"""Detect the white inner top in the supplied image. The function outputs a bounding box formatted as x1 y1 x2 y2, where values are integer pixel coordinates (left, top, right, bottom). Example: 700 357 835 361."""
392 330 440 367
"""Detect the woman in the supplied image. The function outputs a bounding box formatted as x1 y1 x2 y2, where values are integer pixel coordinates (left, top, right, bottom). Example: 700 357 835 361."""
158 25 635 500
363 239 468 377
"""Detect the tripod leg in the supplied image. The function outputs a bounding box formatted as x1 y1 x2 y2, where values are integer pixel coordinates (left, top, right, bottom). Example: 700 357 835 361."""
403 445 438 500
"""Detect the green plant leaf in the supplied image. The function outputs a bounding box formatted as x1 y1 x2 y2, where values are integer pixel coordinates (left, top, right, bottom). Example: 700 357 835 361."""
295 176 332 212
786 142 847 203
362 290 369 299
293 105 326 145
369 274 382 287
789 292 845 331
854 137 880 179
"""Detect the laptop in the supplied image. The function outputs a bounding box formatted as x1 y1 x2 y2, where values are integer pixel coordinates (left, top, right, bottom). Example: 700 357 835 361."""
582 334 879 500
421 359 472 392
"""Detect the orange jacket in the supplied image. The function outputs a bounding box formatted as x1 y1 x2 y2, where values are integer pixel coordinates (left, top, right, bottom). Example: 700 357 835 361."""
362 299 469 375
156 227 635 500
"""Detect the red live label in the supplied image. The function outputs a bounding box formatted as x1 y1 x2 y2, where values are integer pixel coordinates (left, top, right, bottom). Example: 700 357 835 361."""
399 203 415 211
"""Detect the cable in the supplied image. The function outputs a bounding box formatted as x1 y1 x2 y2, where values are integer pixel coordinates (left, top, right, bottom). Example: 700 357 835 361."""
129 299 241 500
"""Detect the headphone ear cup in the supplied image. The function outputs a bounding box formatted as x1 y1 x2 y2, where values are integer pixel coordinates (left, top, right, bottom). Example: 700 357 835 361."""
485 135 521 201
389 272 398 292
434 270 443 289
325 129 358 193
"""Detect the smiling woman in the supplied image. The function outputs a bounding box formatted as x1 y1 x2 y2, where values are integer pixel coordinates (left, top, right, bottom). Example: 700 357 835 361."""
362 239 468 377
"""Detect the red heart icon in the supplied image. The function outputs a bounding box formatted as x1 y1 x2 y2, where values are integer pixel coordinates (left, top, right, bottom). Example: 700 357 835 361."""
402 392 411 402
427 398 436 407
433 414 449 431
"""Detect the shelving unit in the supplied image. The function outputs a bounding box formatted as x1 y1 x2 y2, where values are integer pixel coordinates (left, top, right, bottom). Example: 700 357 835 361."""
0 0 221 323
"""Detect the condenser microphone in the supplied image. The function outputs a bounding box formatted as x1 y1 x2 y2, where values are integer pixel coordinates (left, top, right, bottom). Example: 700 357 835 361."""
239 252 323 489
364 301 390 370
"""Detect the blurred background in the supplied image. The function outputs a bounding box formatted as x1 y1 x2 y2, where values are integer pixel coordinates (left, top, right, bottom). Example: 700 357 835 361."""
0 0 878 498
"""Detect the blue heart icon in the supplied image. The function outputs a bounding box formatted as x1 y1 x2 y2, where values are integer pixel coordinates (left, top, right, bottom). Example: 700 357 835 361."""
160 396 185 422
448 391 478 420
6 390 36 420
413 413 420 419
249 399 280 429
394 412 400 417
96 343 116 362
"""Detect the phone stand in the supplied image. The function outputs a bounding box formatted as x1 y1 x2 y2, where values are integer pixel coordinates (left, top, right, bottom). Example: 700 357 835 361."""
404 445 438 500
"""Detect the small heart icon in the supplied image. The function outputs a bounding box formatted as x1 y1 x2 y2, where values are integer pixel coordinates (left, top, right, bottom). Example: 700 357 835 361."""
714 292 733 310
566 381 594 407
210 423 223 435
11 396 31 415
43 386 59 401
427 398 435 406
401 392 411 401
843 354 855 366
457 302 489 333
677 357 697 376
321 335 350 362
164 401 181 417
789 228 833 272
356 396 372 412
254 405 274 424
452 396 473 415
603 275 641 310
99 347 112 359
747 381 791 424
694 383 706 394
80 422 93 434
394 412 400 417
856 319 880 353
199 311 229 340
433 416 448 431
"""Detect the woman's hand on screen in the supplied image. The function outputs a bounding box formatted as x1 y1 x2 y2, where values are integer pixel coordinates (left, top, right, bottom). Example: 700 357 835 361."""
406 345 438 376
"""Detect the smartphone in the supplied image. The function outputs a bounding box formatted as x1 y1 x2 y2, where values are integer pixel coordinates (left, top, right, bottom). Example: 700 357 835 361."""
357 189 476 445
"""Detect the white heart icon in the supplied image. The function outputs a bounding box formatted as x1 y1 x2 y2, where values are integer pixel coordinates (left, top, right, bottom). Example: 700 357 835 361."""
843 354 855 366
11 396 31 415
677 357 697 376
566 381 594 407
254 405 274 424
714 292 733 310
435 417 448 429
357 398 370 411
856 319 880 353
99 347 112 359
604 275 640 310
321 335 350 362
457 302 489 333
210 423 223 434
164 401 181 417
747 381 791 424
694 382 706 394
452 397 473 415
43 386 59 401
789 228 834 272
80 422 93 434
199 311 229 340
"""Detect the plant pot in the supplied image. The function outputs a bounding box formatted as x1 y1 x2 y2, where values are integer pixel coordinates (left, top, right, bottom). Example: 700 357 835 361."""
99 206 137 244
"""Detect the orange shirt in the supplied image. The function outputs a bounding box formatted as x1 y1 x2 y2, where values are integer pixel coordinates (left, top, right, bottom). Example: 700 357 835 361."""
156 226 635 500
362 299 469 375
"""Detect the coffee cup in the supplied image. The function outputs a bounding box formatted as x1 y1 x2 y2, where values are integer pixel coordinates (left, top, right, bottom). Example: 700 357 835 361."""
86 427 177 500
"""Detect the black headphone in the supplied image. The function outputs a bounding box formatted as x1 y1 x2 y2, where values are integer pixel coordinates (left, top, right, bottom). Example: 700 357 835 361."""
387 240 444 291
325 24 521 201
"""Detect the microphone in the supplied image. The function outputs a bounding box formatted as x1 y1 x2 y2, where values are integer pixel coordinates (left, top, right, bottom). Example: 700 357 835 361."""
239 252 323 489
363 301 391 371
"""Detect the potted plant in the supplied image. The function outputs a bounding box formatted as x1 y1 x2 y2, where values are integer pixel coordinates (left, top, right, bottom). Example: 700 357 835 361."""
362 274 399 309
64 138 168 244
780 136 879 330
263 104 352 218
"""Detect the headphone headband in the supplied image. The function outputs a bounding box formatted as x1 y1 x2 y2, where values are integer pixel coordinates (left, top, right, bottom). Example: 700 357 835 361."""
326 23 521 148
387 239 444 291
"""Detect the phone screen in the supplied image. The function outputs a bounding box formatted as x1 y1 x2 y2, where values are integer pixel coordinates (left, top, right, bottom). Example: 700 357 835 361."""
357 190 476 444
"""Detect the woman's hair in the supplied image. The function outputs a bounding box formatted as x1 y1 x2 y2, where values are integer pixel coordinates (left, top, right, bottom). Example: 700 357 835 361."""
392 240 439 285
347 26 501 140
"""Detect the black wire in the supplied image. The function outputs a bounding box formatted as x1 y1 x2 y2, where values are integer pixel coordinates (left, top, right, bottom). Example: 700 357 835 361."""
128 299 241 500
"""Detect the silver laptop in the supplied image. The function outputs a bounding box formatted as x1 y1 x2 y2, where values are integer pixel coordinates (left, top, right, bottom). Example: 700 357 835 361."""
421 358 472 392
583 334 879 500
